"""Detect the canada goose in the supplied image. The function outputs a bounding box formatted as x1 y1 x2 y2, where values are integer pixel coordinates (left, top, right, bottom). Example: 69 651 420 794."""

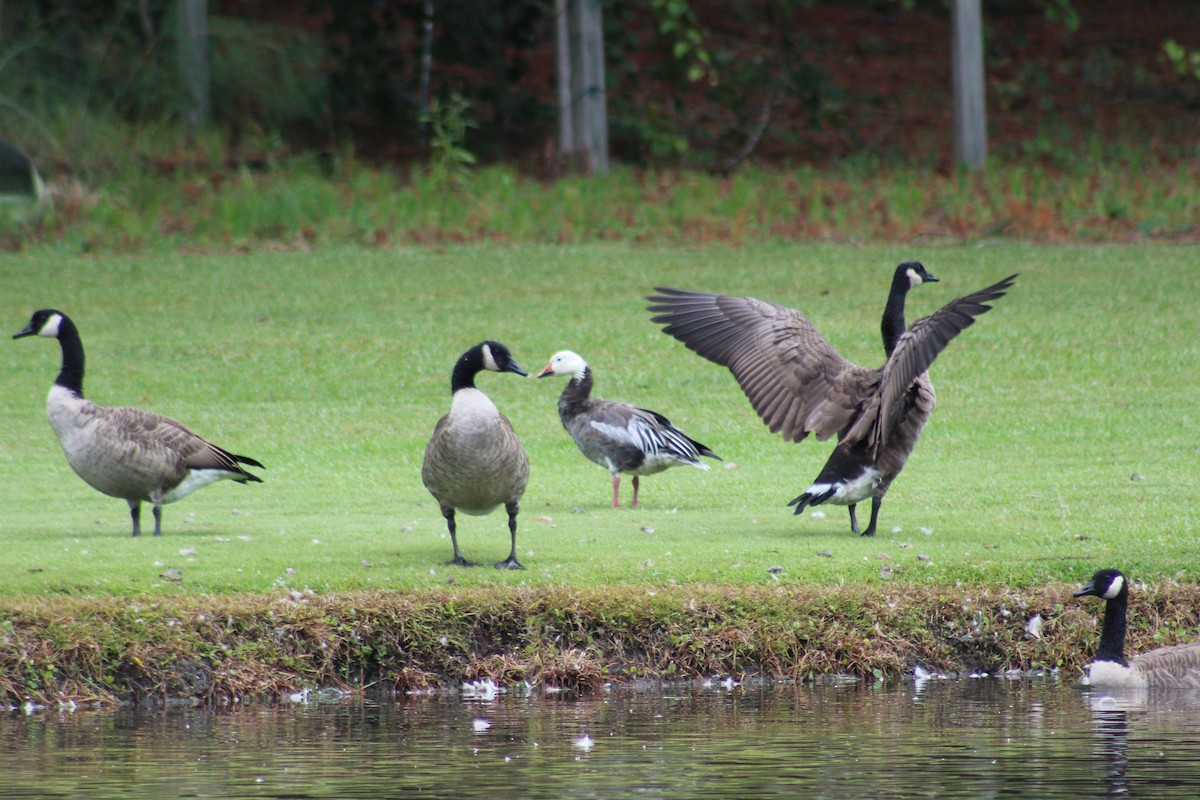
536 350 720 508
647 263 1015 536
1074 568 1200 689
422 341 530 569
13 309 263 537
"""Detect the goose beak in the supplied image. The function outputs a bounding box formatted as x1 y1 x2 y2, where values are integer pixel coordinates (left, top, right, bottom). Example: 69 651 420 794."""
506 362 529 378
1073 579 1096 597
535 363 555 379
924 272 940 283
13 324 36 339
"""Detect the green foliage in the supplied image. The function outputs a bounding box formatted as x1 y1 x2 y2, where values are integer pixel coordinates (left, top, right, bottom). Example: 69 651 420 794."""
208 16 329 136
2 138 1197 252
419 91 478 189
1162 38 1200 81
1036 0 1081 33
649 0 714 84
606 1 835 169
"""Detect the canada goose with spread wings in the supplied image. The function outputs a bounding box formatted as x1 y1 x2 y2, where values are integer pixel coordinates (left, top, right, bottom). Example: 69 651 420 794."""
647 263 1015 536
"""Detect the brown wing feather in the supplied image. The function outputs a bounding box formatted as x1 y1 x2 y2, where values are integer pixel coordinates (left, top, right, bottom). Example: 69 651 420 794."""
847 274 1017 451
106 405 261 480
647 288 877 443
1132 643 1200 689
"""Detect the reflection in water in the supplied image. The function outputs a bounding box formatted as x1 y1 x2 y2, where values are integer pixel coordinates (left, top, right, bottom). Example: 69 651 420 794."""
3 679 1200 799
1085 687 1200 800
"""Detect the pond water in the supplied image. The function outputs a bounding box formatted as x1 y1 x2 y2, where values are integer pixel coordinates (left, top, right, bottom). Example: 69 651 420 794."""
3 677 1200 799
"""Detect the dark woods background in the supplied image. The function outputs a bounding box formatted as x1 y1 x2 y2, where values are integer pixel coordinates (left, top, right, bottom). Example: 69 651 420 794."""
4 1 1197 172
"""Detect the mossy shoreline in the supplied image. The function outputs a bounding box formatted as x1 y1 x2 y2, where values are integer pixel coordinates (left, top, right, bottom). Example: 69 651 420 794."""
4 580 1197 707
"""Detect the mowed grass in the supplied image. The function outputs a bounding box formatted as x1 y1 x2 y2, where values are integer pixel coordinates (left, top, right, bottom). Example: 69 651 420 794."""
0 243 1196 598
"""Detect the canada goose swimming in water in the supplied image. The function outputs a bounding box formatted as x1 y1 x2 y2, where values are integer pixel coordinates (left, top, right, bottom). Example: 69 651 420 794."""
536 350 720 508
14 309 263 537
422 341 530 569
1074 568 1200 689
647 263 1015 535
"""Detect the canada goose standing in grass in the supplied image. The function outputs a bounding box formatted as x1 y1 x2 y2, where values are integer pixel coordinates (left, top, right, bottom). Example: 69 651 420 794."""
536 350 720 508
1074 568 1200 689
14 309 263 537
422 341 530 569
647 264 1015 536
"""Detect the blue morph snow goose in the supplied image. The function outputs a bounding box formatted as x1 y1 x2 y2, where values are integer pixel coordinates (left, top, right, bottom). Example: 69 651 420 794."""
647 263 1015 536
537 350 719 508
14 309 263 537
422 341 530 569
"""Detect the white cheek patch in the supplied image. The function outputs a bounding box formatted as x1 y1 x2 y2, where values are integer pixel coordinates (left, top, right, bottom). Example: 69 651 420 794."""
481 343 499 372
39 313 64 338
1103 575 1124 600
906 268 923 287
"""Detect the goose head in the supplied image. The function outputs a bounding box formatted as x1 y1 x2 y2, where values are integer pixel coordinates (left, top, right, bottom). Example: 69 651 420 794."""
1074 568 1127 601
895 261 939 289
536 350 589 382
475 341 528 377
14 309 67 340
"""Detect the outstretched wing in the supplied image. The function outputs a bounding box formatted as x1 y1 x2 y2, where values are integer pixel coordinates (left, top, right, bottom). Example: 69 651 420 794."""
647 288 877 443
847 274 1018 451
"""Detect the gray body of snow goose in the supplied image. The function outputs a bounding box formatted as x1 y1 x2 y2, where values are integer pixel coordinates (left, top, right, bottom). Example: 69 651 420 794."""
14 309 263 537
422 341 530 569
647 263 1015 536
1074 568 1200 689
536 350 720 508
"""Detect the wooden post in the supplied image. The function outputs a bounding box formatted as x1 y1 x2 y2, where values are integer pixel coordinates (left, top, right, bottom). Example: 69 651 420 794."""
557 0 609 174
555 0 575 161
951 0 986 170
176 0 211 139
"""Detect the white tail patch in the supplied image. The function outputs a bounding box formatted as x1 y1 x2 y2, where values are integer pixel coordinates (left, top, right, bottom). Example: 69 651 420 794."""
164 469 240 503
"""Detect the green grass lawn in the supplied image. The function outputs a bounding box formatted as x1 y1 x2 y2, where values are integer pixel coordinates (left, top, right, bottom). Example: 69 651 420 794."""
2 243 1196 597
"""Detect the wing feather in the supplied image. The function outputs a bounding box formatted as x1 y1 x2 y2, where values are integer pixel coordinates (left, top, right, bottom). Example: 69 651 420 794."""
648 288 874 443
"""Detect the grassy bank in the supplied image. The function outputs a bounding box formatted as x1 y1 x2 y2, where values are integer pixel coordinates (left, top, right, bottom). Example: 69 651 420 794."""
6 580 1200 705
10 154 1200 253
1 243 1197 702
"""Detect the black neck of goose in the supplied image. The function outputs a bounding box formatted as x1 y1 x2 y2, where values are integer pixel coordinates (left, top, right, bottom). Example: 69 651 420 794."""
1096 590 1130 666
881 274 912 356
450 348 483 393
54 316 86 397
559 366 593 412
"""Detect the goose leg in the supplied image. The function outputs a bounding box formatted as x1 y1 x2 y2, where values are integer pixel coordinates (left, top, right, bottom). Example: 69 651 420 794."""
611 474 621 508
847 504 860 536
494 501 525 570
860 497 882 538
631 475 640 508
149 489 165 537
128 500 142 537
442 505 473 567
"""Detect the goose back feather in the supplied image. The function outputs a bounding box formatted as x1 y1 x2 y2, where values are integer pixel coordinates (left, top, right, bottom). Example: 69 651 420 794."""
14 309 263 537
647 264 1015 535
